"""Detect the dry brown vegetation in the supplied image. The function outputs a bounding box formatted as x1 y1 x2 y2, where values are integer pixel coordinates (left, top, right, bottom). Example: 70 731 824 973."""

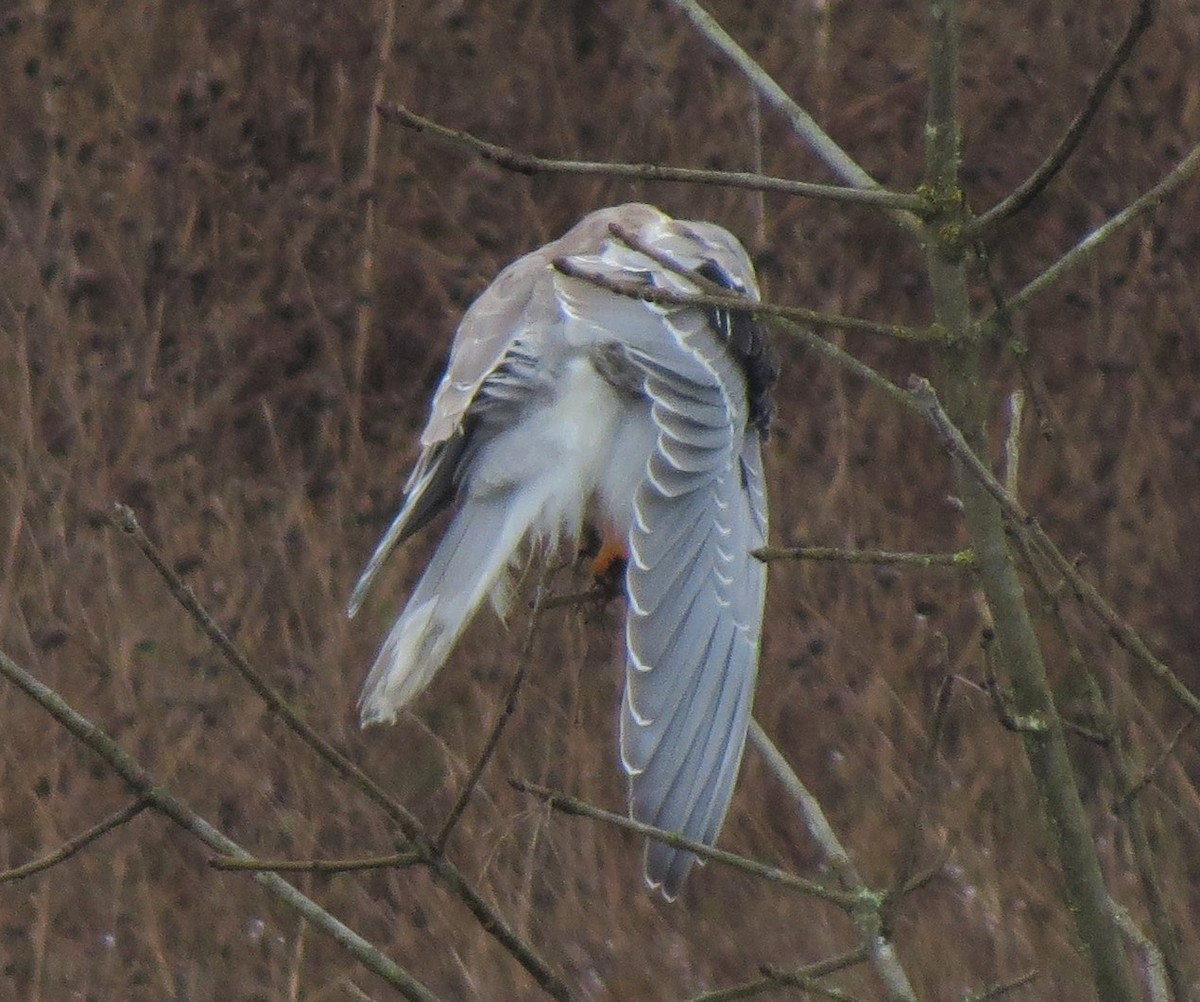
1 1 1198 999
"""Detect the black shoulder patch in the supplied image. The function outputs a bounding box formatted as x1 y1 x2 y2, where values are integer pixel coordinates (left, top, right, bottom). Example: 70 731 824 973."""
694 261 778 438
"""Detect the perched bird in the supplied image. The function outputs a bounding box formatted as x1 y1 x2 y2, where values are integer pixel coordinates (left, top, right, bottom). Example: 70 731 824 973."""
348 203 775 897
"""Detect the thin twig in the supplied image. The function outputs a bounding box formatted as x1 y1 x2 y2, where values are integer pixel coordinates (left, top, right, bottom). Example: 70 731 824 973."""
108 504 574 1002
1061 716 1111 746
972 0 1157 234
509 779 855 909
0 648 442 1002
1107 744 1189 1002
1007 532 1189 1001
980 636 1048 736
899 852 951 898
689 947 871 1002
1033 540 1200 722
1117 717 1193 808
0 797 150 884
1111 901 1172 1002
540 583 619 611
964 968 1039 1002
754 545 971 567
210 850 423 873
995 139 1200 319
433 582 548 853
749 975 861 1002
698 975 862 1002
906 379 1200 724
1088 680 1190 1001
554 252 935 416
888 672 954 902
377 102 924 212
350 0 399 443
109 504 425 833
666 0 922 238
748 721 920 1002
748 722 851 881
553 257 937 342
342 977 377 1002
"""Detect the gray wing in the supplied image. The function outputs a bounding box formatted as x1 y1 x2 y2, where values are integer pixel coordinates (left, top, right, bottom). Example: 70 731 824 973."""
553 230 768 897
621 361 768 898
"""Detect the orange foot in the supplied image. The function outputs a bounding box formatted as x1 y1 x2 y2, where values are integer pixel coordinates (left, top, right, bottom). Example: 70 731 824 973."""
582 527 628 598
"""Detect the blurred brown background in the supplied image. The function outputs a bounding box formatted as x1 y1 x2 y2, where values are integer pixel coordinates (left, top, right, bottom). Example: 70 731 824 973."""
1 1 1198 998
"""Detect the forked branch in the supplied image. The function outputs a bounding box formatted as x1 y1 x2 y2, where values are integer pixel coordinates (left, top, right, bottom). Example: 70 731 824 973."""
749 721 920 1002
689 946 871 1002
378 101 924 213
994 138 1200 319
665 1 902 204
0 649 442 1002
0 797 150 884
906 378 1200 724
510 778 855 909
972 0 1158 234
108 504 573 1002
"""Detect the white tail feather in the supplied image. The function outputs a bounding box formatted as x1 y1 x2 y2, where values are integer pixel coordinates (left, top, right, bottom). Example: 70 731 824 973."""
357 492 534 725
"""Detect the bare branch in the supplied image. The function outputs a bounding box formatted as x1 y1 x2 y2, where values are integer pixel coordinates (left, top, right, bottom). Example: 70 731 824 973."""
995 138 1200 318
552 253 946 429
210 850 423 874
608 222 744 294
748 722 920 1002
1099 716 1190 1000
982 665 1051 736
898 852 952 898
964 968 1039 1002
906 378 1200 724
1003 390 1025 497
889 671 954 900
108 504 574 1002
1117 717 1193 808
509 778 856 909
972 0 1158 234
0 797 150 884
1109 755 1190 1001
665 0 921 235
109 504 424 833
554 256 937 342
748 975 863 1002
754 545 971 567
377 102 924 213
350 0 400 446
773 322 923 414
1008 529 1188 1002
0 648 442 1002
1111 901 1172 1002
433 581 548 853
689 947 870 1002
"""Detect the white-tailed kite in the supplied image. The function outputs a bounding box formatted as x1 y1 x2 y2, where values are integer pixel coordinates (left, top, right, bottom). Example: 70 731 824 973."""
349 203 774 897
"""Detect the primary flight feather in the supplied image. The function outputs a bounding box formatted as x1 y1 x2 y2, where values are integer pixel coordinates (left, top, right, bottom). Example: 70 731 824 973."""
349 203 774 897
